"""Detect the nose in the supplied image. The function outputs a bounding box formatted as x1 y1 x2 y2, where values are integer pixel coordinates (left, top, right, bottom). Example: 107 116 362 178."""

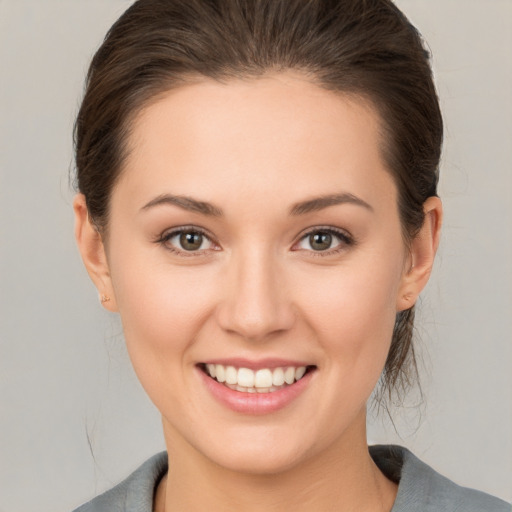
215 248 296 342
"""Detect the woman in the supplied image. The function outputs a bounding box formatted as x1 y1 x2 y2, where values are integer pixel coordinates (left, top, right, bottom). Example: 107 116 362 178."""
71 0 509 510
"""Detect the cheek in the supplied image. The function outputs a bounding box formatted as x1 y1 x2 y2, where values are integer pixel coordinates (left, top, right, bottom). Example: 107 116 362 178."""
107 246 219 380
295 255 402 386
297 252 401 331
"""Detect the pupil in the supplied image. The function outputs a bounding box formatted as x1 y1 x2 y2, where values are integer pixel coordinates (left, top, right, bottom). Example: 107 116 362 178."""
180 232 202 250
310 232 332 251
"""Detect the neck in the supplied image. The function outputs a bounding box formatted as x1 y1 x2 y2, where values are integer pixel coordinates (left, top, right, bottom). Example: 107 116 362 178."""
155 415 397 512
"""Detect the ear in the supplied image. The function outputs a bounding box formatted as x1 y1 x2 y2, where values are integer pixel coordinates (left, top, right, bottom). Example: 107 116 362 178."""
396 196 443 312
73 194 118 312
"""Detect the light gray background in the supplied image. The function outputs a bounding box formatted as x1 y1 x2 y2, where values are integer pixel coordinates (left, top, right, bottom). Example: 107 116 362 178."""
0 1 511 510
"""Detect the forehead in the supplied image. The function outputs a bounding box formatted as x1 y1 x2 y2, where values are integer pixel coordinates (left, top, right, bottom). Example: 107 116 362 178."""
116 72 396 213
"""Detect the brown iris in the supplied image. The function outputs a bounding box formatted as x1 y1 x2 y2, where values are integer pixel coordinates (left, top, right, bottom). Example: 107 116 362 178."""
309 232 332 251
180 232 204 251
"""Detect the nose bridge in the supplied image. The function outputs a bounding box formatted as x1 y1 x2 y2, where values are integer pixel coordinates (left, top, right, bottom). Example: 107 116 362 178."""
217 244 294 341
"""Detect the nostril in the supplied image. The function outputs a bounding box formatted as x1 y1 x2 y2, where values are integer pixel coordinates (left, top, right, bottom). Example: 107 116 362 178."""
214 275 296 340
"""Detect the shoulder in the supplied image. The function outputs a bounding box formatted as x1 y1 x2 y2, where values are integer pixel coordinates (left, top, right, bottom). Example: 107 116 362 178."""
370 445 510 512
72 452 168 512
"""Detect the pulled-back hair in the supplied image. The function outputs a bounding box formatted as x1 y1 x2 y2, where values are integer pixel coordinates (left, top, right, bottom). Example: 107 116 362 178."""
74 0 443 402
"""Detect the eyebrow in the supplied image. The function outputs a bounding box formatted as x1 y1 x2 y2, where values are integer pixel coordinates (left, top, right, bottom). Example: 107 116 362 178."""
141 194 223 216
289 193 374 215
141 191 373 217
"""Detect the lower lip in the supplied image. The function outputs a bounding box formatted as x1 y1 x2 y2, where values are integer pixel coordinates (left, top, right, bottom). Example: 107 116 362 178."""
198 368 314 415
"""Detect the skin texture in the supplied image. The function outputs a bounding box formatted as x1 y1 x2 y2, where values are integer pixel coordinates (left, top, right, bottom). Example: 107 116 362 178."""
74 73 442 511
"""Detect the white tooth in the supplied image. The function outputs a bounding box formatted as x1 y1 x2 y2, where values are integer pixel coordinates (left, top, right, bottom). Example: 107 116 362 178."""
206 364 216 378
284 367 295 385
225 366 237 385
247 387 256 393
269 386 278 392
215 364 226 383
254 369 273 388
256 387 270 393
272 367 285 386
236 385 248 392
237 368 255 387
225 383 237 390
295 366 306 380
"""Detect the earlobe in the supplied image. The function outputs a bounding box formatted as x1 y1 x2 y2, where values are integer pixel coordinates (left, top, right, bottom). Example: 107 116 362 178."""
73 194 118 312
396 196 443 312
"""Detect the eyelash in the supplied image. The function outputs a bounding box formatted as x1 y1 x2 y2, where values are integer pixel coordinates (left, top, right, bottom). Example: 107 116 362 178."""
154 226 218 257
293 227 355 257
154 226 355 257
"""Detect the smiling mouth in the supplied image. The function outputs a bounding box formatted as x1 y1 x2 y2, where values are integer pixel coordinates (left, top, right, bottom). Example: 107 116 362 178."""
199 363 316 393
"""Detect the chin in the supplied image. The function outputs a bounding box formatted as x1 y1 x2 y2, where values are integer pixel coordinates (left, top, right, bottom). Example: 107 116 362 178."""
181 417 343 477
205 439 311 476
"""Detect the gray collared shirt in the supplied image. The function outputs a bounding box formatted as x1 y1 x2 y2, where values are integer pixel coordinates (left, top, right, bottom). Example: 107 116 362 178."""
73 445 510 511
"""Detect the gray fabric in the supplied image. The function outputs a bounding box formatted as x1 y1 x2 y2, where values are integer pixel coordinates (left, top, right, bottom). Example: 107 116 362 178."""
73 446 510 511
73 452 167 512
371 446 510 511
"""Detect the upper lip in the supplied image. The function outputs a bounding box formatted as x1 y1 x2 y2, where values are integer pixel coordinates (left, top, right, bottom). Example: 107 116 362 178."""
199 358 314 370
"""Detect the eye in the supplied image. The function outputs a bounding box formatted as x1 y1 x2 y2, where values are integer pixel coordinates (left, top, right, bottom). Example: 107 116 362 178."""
157 227 217 254
295 228 353 254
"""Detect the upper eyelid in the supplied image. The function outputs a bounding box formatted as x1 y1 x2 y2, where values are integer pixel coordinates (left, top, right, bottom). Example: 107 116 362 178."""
156 226 218 253
159 225 214 241
155 225 353 250
296 226 353 241
292 227 355 254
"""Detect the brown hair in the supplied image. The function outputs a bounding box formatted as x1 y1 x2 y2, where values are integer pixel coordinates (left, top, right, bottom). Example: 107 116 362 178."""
74 0 443 402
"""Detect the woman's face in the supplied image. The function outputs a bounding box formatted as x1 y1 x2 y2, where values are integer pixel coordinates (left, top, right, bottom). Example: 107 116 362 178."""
90 73 419 474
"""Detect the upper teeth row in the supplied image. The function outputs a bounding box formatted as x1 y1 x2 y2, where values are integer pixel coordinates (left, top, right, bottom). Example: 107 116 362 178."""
206 364 307 388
